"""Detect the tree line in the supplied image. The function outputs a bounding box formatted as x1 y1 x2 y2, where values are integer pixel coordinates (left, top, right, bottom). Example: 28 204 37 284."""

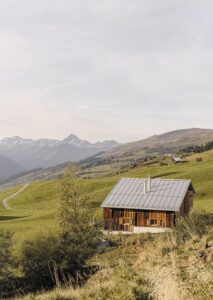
182 139 213 154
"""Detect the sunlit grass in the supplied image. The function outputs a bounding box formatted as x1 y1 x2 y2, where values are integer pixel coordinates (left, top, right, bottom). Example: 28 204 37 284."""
0 150 213 242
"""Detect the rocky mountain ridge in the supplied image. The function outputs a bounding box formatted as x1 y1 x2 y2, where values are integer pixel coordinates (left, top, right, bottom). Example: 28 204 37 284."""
0 133 120 179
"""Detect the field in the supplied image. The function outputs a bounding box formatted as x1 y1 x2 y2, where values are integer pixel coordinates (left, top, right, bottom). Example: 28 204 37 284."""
0 150 213 242
0 150 213 300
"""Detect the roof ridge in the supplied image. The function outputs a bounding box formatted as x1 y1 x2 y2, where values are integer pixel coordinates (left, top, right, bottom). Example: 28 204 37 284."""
121 177 191 181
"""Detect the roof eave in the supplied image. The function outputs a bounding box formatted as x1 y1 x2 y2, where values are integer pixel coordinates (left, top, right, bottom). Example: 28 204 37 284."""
101 205 179 212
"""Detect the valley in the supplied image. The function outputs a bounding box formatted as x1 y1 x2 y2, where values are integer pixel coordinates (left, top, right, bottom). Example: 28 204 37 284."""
0 131 213 300
0 148 212 300
0 149 213 242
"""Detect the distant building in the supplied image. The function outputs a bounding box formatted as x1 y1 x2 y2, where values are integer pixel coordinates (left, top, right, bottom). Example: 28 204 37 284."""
101 177 195 233
172 156 185 163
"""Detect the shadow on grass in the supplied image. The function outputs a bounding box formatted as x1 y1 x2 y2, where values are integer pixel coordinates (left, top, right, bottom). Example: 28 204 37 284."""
0 215 28 222
153 171 182 178
1 265 101 299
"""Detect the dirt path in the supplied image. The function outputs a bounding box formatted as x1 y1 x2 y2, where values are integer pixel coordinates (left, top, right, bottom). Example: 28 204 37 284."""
2 183 30 210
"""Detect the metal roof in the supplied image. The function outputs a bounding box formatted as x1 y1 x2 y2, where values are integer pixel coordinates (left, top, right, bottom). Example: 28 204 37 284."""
172 156 184 162
100 178 194 212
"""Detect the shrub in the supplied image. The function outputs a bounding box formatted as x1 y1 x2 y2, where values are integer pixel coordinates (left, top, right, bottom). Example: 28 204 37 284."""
0 231 16 298
0 230 14 279
196 157 203 162
159 161 167 166
19 230 61 289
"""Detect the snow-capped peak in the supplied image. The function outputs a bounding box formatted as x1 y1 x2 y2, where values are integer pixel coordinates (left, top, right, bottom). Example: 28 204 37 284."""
0 133 120 151
62 134 92 148
0 136 33 145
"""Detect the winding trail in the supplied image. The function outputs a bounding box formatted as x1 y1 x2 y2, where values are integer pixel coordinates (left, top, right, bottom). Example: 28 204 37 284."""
2 183 30 210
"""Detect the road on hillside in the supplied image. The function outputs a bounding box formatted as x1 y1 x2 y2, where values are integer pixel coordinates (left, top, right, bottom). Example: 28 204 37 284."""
2 183 30 210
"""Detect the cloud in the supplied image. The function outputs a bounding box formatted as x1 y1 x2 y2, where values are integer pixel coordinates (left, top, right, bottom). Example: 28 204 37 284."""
0 0 213 142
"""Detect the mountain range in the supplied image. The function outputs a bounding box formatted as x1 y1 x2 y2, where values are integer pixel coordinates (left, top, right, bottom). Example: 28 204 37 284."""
0 134 120 180
1 128 213 184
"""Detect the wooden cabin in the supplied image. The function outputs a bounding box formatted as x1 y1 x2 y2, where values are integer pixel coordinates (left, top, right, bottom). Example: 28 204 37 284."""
101 177 195 233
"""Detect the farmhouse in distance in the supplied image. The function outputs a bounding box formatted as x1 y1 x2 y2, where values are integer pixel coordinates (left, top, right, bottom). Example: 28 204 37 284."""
101 177 195 233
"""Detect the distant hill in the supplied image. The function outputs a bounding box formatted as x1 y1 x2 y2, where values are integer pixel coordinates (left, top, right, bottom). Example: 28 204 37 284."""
97 128 213 159
0 134 120 171
0 154 24 181
1 128 213 187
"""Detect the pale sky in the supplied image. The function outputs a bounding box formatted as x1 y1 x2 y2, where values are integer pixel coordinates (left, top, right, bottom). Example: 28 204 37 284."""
0 0 213 143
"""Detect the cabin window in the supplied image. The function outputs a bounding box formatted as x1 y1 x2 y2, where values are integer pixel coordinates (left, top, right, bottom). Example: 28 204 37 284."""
150 219 157 225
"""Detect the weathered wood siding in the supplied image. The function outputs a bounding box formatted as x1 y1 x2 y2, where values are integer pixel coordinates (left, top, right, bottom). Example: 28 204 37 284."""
103 187 194 231
176 190 193 219
104 208 175 231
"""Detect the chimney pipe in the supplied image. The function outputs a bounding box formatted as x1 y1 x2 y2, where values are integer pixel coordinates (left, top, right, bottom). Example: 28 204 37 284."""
144 179 147 194
148 175 151 190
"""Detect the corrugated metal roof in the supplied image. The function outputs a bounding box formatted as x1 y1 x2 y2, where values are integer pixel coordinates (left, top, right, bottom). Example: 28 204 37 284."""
100 178 193 211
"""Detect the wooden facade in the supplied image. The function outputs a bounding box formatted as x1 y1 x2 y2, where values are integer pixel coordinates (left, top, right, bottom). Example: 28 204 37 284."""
176 190 194 218
103 191 193 231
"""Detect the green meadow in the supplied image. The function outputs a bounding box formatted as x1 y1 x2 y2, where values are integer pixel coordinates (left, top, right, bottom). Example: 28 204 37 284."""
0 150 213 242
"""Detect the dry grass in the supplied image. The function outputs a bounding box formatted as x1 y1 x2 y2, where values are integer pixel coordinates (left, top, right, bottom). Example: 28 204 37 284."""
19 221 213 300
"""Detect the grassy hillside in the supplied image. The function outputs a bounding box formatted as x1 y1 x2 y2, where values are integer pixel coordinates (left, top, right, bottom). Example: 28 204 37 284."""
0 150 213 242
0 150 212 300
0 185 22 209
100 128 213 158
20 226 213 300
86 128 213 171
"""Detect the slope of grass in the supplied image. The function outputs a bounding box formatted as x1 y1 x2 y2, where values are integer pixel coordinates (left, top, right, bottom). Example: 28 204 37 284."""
0 150 213 242
0 150 212 300
18 220 213 300
0 185 22 209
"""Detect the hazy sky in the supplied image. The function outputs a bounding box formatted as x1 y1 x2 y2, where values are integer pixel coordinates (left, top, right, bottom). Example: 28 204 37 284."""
0 0 213 142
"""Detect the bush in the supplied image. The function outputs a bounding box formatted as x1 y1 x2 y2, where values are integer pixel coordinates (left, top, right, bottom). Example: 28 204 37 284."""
19 226 100 291
0 231 16 298
0 231 14 279
159 161 167 166
19 230 61 289
196 157 203 162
